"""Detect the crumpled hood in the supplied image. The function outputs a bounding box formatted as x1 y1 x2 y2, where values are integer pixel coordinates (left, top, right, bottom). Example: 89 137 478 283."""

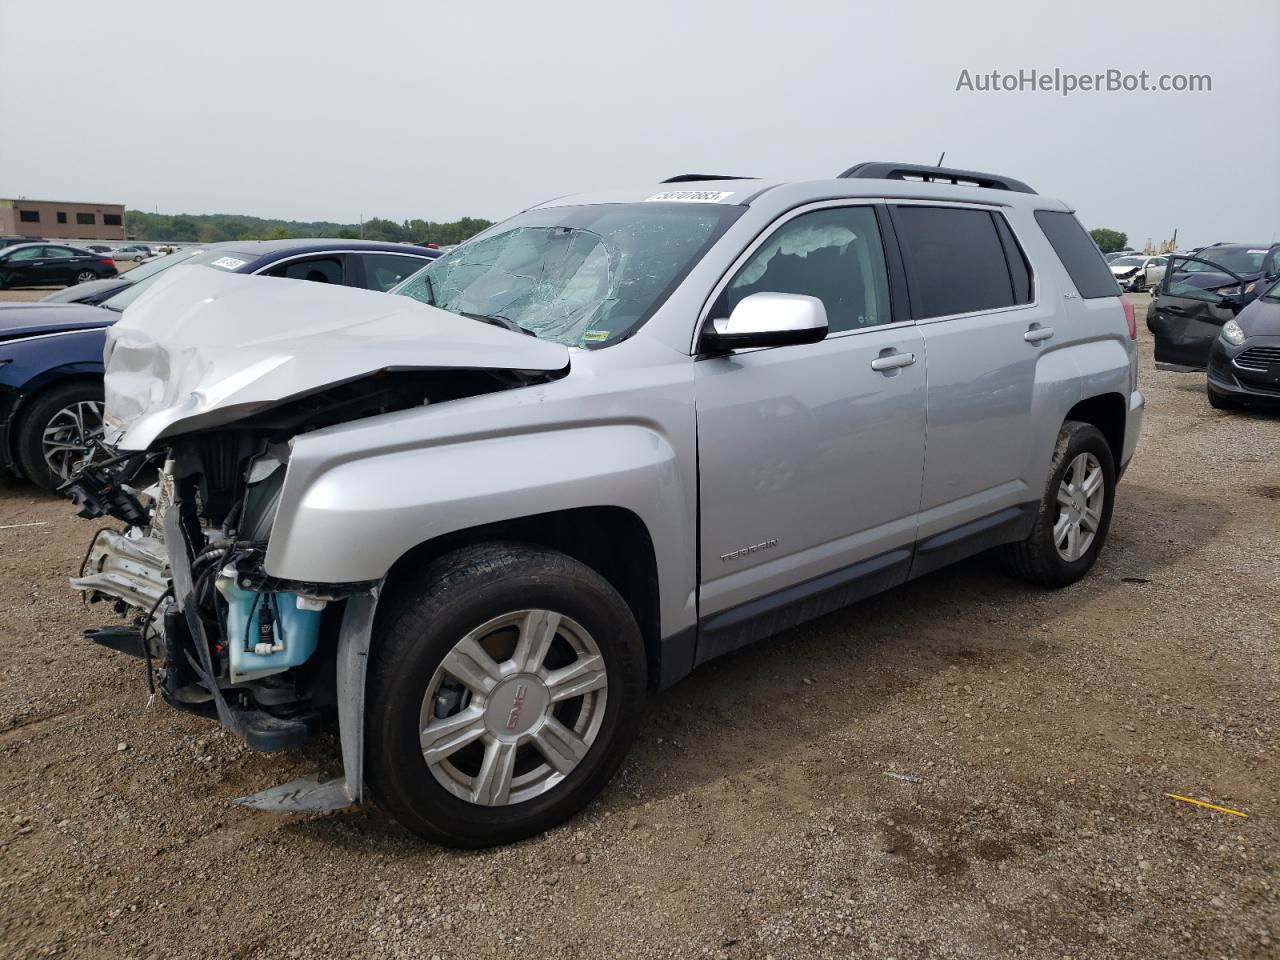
104 266 570 450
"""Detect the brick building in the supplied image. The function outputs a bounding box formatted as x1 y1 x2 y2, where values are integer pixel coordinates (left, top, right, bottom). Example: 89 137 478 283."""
0 198 127 241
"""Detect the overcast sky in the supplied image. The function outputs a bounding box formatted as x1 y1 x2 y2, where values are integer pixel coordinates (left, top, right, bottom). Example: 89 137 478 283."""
1 0 1276 248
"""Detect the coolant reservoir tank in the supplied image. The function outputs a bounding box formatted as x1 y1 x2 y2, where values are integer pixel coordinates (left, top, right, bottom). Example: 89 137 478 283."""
215 573 325 683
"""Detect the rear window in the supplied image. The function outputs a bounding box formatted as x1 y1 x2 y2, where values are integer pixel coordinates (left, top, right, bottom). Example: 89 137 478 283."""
1034 210 1120 299
892 206 1027 318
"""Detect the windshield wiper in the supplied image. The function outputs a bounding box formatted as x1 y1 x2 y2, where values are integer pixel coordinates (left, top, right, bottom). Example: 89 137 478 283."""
461 312 538 337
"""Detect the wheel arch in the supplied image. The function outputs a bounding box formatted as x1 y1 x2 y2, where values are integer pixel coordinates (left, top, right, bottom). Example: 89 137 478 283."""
6 370 104 474
379 505 663 687
1064 391 1126 468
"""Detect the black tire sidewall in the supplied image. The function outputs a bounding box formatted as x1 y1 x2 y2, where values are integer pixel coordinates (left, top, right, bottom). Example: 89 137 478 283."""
366 544 646 847
14 381 104 492
1207 383 1239 410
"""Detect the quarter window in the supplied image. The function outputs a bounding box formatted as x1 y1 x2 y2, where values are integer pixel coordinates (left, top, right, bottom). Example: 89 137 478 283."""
1034 210 1121 299
893 206 1024 318
718 206 893 333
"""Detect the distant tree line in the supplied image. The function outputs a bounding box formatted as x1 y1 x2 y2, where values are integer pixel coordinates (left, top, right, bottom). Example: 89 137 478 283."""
124 211 493 246
1088 227 1128 253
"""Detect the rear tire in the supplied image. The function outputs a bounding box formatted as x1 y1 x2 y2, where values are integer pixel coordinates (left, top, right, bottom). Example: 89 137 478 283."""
1001 421 1116 588
366 542 647 847
14 381 105 493
1207 383 1241 411
74 270 97 284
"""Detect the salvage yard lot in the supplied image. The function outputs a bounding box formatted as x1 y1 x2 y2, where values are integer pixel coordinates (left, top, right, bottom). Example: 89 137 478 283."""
0 291 1276 959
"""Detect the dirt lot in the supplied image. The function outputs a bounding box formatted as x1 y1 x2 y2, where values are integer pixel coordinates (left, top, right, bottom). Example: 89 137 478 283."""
1 289 1276 960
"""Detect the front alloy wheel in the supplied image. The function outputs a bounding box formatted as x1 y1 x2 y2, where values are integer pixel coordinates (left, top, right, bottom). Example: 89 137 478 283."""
419 609 608 806
367 542 646 847
14 382 107 493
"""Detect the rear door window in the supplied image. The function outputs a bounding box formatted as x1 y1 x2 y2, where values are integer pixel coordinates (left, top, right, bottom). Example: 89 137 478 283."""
891 206 1021 318
360 253 424 292
261 255 344 284
1034 210 1121 299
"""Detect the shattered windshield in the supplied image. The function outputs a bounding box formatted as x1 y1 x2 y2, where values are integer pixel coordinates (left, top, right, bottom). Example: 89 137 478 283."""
392 203 741 347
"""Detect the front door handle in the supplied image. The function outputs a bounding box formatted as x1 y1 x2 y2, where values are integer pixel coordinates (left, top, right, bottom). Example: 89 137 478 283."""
1024 325 1055 344
870 351 916 371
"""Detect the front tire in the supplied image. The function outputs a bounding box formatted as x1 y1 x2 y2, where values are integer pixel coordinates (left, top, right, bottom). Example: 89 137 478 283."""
1002 421 1116 588
1207 382 1241 411
366 542 647 847
14 381 106 493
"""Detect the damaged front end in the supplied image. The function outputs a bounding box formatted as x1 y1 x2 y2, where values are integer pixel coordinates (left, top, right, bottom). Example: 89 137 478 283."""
71 437 371 754
66 267 571 811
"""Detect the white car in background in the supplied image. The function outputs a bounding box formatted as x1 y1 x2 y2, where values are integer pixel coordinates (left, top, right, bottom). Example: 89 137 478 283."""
112 244 155 263
1109 254 1167 293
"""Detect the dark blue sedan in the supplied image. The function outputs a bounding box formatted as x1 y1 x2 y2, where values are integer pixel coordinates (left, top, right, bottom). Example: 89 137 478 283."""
0 239 440 490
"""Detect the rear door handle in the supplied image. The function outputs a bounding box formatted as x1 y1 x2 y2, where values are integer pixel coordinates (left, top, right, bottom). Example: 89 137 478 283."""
1024 325 1055 344
870 351 916 371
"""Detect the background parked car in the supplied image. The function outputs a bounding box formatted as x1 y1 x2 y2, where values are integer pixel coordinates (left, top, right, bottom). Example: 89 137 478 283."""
1103 249 1137 262
111 244 154 262
81 244 114 255
1109 254 1167 292
1147 242 1280 369
1205 278 1280 410
0 239 441 490
0 243 118 290
41 246 208 304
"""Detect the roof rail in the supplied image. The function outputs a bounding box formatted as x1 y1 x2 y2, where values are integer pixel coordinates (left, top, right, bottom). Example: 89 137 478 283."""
839 161 1037 195
661 174 755 183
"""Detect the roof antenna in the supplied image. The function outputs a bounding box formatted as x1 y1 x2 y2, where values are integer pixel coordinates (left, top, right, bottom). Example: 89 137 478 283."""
936 151 946 166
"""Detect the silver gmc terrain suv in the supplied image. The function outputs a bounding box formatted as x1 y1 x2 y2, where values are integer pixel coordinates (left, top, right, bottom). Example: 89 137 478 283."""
69 162 1144 846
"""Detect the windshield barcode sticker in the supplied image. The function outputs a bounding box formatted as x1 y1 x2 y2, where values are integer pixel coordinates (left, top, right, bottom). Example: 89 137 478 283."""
645 190 735 203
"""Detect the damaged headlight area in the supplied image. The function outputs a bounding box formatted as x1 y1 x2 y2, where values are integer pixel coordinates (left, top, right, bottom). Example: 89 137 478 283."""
69 437 367 752
63 370 514 751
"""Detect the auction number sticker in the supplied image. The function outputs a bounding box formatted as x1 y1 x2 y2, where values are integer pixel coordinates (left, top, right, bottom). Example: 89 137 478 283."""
645 190 735 203
211 256 248 270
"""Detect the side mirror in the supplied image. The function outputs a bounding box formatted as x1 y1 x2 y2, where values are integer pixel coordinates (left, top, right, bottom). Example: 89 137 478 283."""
700 292 828 353
1216 293 1244 315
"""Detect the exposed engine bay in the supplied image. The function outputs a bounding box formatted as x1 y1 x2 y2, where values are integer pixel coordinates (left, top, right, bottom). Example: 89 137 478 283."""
68 366 547 753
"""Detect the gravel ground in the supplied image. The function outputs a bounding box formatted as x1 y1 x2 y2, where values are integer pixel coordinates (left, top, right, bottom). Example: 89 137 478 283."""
0 291 1276 960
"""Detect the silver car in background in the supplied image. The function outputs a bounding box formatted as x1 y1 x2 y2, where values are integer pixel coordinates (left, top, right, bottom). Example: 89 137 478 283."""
69 162 1143 847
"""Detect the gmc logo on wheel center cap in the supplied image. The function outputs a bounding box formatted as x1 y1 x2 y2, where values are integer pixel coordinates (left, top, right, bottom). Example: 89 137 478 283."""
505 684 529 731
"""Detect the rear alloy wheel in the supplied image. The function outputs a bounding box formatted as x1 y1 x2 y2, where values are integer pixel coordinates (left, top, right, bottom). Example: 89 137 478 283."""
367 542 646 847
1001 421 1116 588
74 270 97 284
14 382 106 492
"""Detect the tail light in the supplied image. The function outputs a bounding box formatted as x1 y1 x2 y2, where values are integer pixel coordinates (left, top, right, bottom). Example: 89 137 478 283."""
98 258 114 267
1120 295 1137 340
